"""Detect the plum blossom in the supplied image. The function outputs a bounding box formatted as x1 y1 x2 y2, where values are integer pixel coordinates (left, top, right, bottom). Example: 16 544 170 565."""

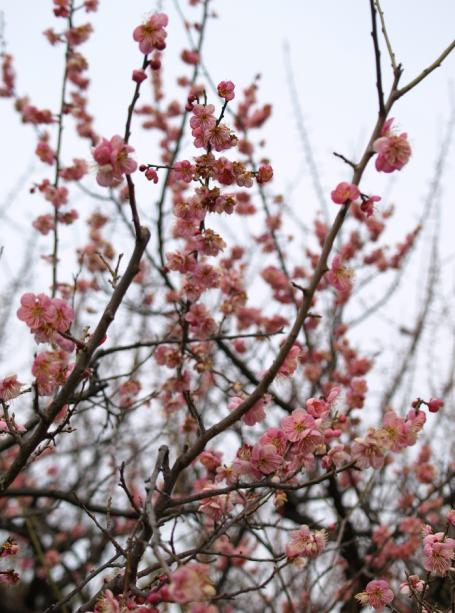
133 13 168 53
399 574 424 596
331 182 360 205
250 442 282 474
427 397 444 413
92 135 137 187
326 255 354 296
217 80 235 101
168 563 215 603
228 395 268 426
422 532 455 576
356 579 394 609
0 375 24 402
285 525 327 559
17 292 56 329
373 118 411 173
281 408 320 446
256 164 273 184
352 430 386 469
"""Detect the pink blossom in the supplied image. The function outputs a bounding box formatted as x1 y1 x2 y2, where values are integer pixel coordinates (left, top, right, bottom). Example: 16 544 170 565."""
133 13 168 54
259 427 287 455
173 160 195 183
256 164 273 184
59 158 88 181
278 344 301 377
118 379 141 408
181 49 200 65
190 104 216 135
305 397 329 418
17 293 56 329
282 408 317 443
331 182 360 205
92 135 137 187
373 119 411 173
360 194 381 217
144 167 159 183
132 68 147 83
352 431 386 469
356 579 394 609
250 442 282 474
228 396 265 426
206 123 237 152
50 298 74 332
184 304 217 338
217 80 235 101
199 491 233 521
35 136 55 164
422 532 455 576
285 525 327 559
399 574 424 596
326 255 354 294
427 397 443 413
32 350 71 396
0 538 19 557
168 563 215 603
0 375 24 402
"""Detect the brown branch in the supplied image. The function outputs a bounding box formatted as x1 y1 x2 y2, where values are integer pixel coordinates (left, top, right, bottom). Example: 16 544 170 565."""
394 39 455 101
0 227 150 492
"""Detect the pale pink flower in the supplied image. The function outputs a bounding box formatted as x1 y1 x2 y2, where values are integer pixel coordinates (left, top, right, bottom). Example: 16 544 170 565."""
181 49 200 65
206 123 237 152
184 304 217 338
373 118 411 173
360 194 381 217
133 13 168 54
305 397 329 418
331 182 360 205
352 430 386 469
326 255 354 294
285 525 327 559
228 395 267 426
92 135 137 187
118 379 141 408
256 164 273 184
399 574 424 596
0 375 24 401
259 427 287 455
422 532 455 576
199 491 233 521
278 344 301 377
59 158 88 181
281 408 318 444
190 104 216 134
50 298 74 332
250 442 282 474
87 589 120 613
356 579 394 609
173 160 195 183
17 293 56 329
217 80 235 101
33 214 55 235
168 563 215 603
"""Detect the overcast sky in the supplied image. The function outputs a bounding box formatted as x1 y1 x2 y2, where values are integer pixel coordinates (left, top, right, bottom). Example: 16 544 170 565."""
0 1 454 378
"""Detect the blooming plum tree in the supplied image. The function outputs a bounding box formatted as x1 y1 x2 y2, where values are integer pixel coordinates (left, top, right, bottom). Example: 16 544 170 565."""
0 1 454 612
